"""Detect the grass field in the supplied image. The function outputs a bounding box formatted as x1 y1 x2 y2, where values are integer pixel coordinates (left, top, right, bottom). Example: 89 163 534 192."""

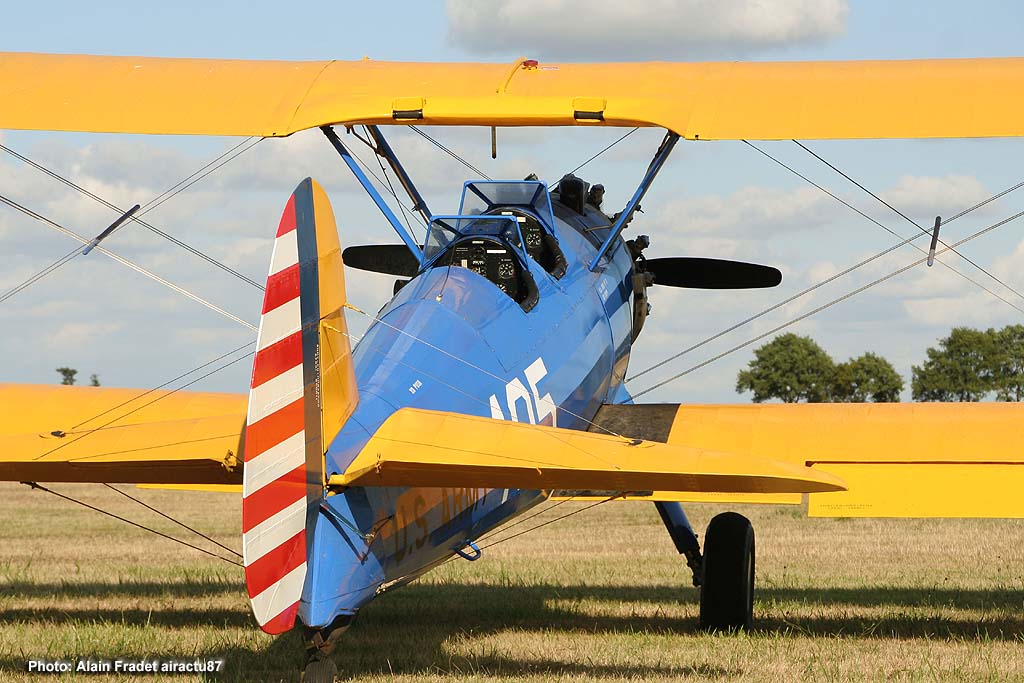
1 482 1022 682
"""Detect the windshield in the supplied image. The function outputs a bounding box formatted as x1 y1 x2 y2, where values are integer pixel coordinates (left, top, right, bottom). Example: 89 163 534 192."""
459 181 556 232
423 214 524 264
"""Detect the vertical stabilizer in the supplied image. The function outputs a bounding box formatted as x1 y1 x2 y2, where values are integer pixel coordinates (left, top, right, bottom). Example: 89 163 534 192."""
241 178 357 634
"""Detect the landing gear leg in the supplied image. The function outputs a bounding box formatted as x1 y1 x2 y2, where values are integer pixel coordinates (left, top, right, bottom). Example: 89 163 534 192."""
699 511 755 631
654 501 703 586
302 614 354 683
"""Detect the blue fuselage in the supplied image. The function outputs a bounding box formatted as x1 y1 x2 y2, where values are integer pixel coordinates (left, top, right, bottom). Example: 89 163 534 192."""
300 203 636 628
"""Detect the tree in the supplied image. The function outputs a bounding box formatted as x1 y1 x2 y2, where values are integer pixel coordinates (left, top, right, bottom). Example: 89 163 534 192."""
56 367 77 385
832 352 904 402
736 333 836 403
911 327 997 401
990 324 1024 401
89 374 101 387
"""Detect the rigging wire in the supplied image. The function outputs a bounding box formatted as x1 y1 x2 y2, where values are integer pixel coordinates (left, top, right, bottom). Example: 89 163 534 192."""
0 192 257 330
0 138 265 292
629 207 1024 399
308 494 626 606
20 482 243 567
367 128 424 242
102 483 242 559
564 127 640 178
627 142 1024 383
408 126 492 180
66 340 257 433
792 139 1024 303
474 495 579 545
0 242 82 305
424 494 625 580
477 494 624 551
343 133 428 239
33 344 255 461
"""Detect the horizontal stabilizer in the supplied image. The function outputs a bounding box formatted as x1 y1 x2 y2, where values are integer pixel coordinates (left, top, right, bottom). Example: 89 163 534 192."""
330 408 844 494
593 403 1024 518
0 384 245 484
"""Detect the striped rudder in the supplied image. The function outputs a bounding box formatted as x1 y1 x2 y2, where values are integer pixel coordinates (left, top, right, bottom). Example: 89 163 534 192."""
242 178 357 634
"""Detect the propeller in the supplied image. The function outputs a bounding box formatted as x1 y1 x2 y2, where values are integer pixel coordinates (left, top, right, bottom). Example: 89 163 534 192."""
342 244 419 277
643 257 782 289
343 245 781 290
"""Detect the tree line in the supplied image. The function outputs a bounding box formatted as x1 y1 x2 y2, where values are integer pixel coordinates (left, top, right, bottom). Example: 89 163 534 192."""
736 326 1024 403
56 367 100 386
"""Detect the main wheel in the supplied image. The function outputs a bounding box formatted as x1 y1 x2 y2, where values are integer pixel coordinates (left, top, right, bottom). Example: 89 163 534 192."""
302 653 338 683
699 511 755 631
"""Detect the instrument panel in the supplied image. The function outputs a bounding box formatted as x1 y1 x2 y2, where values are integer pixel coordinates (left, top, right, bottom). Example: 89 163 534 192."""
492 209 567 279
448 239 521 299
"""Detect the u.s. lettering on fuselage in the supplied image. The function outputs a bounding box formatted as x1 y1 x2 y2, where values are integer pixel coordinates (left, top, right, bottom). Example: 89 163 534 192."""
387 357 556 565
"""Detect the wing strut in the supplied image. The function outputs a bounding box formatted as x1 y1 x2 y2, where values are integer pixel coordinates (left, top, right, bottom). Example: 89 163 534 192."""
320 125 424 265
365 125 432 225
589 131 679 270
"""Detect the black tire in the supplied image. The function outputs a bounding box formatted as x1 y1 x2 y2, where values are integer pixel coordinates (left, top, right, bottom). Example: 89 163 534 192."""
699 511 755 631
303 654 338 683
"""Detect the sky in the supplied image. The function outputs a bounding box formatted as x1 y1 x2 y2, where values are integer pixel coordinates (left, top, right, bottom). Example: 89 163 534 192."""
3 1 1024 404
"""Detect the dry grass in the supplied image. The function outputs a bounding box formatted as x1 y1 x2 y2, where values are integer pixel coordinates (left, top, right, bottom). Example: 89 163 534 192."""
1 482 1022 681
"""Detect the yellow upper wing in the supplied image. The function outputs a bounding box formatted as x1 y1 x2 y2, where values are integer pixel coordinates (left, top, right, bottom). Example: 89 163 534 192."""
0 384 245 485
330 407 843 495
2 53 1024 139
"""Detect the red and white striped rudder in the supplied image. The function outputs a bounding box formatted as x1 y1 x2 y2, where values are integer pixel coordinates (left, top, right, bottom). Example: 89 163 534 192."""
241 177 357 634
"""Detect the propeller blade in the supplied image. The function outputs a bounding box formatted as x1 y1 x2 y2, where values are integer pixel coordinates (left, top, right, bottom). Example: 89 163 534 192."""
342 244 420 277
644 257 782 289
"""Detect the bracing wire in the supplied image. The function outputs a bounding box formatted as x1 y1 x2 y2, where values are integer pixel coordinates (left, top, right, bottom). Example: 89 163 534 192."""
21 482 242 567
627 143 1024 383
792 139 1024 303
629 208 1024 399
0 242 81 304
0 192 257 330
408 126 492 180
102 484 242 559
477 494 624 551
66 340 257 433
565 127 640 178
343 133 428 238
367 128 424 243
33 344 255 461
0 138 265 301
473 495 579 545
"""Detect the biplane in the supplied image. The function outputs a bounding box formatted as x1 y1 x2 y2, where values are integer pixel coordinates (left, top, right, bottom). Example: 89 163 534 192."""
3 53 1024 681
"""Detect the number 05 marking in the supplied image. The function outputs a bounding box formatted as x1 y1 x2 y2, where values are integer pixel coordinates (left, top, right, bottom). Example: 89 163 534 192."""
488 358 557 427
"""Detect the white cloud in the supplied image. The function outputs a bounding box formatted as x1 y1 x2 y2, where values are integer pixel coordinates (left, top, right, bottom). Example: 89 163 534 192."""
446 0 848 60
881 174 991 223
900 237 1024 327
807 260 840 284
652 185 836 244
44 322 123 349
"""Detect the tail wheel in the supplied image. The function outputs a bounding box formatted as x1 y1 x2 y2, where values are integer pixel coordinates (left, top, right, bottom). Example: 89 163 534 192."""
699 511 755 631
302 653 338 683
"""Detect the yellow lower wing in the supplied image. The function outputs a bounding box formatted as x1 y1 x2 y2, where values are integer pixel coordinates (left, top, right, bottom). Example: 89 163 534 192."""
0 384 246 485
598 403 1024 518
330 408 844 495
